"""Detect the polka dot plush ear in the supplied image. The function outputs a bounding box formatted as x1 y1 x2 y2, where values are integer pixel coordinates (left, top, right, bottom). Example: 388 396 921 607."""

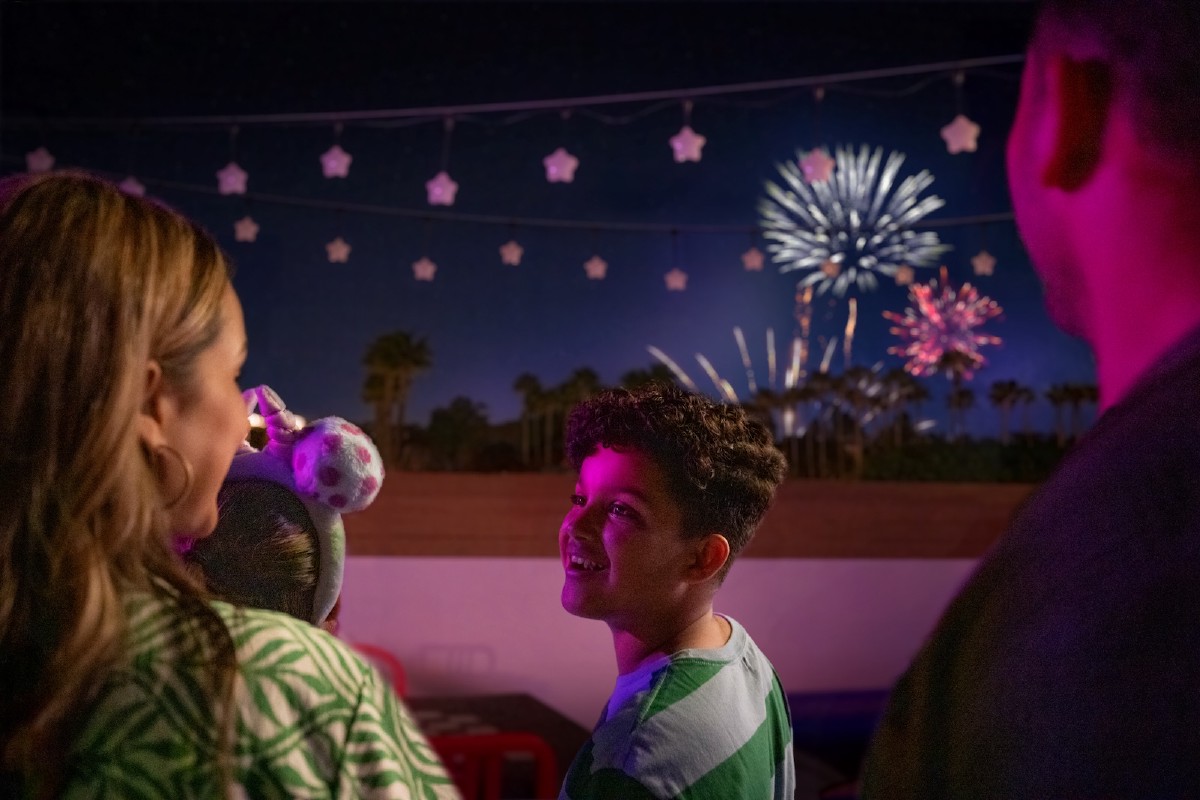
291 419 382 512
224 385 384 625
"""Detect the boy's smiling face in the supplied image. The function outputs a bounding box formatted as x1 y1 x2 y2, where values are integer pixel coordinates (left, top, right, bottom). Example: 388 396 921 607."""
559 445 697 632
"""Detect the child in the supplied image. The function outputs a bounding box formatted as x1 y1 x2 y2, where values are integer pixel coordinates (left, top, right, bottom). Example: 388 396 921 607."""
183 384 383 632
557 383 794 799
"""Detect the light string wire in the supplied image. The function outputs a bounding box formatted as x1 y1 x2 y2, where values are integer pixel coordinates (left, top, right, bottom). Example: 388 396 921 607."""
2 54 1025 131
0 153 1013 234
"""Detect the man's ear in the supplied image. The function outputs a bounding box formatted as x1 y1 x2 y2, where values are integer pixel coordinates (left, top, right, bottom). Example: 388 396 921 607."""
686 534 731 583
137 359 168 448
1042 55 1113 191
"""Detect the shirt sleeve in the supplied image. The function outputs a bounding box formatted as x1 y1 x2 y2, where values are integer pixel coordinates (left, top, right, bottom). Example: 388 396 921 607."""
336 662 461 799
560 764 661 800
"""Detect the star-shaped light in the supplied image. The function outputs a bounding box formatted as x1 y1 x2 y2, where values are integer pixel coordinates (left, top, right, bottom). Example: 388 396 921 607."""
971 250 996 276
741 247 764 272
217 162 248 195
118 176 146 197
664 268 689 291
26 146 55 173
499 240 524 266
542 147 580 183
425 171 458 206
820 259 841 278
895 265 915 286
584 255 608 280
799 148 835 183
233 216 259 243
320 144 353 178
669 125 706 163
413 257 438 281
326 236 351 263
940 114 981 154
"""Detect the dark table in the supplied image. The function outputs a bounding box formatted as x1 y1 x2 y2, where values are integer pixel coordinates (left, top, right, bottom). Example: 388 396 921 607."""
408 692 591 792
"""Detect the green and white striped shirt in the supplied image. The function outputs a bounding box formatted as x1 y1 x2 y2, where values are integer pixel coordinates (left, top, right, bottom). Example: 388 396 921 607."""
560 616 794 800
62 592 459 799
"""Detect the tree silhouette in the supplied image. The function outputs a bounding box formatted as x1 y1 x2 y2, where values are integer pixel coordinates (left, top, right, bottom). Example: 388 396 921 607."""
1045 384 1070 447
947 386 976 440
989 379 1021 444
363 331 431 466
513 372 542 468
427 396 489 470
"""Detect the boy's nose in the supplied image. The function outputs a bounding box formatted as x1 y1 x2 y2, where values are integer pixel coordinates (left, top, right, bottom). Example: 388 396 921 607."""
562 506 600 539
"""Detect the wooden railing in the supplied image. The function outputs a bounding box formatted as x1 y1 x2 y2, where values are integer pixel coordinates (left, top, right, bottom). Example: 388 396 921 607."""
346 473 1034 559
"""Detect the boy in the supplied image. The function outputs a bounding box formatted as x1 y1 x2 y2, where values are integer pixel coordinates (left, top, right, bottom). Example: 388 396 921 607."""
558 383 794 799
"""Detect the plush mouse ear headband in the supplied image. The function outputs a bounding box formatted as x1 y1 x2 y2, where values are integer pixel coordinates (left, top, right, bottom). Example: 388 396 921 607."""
226 385 384 624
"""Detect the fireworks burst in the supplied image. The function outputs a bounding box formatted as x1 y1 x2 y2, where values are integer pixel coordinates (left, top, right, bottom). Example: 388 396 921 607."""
885 266 1003 379
759 144 951 296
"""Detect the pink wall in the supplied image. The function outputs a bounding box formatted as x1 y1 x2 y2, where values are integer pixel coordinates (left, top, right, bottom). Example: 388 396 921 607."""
340 556 977 728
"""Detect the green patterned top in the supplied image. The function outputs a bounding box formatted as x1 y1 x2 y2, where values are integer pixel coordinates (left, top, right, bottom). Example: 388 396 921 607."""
61 592 460 799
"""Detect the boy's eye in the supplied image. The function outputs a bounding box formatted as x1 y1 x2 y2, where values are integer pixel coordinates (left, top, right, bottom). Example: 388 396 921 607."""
609 502 636 519
570 494 585 507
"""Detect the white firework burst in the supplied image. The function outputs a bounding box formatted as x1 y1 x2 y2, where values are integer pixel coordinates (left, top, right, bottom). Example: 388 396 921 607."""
759 144 951 296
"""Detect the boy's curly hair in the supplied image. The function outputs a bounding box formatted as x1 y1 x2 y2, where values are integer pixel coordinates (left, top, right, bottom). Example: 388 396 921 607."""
566 383 787 577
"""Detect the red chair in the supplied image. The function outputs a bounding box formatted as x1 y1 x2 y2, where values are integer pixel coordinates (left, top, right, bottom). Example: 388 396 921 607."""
429 732 558 800
349 641 408 697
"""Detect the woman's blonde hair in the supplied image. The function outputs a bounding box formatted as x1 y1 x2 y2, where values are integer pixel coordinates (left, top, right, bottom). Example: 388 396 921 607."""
0 171 237 794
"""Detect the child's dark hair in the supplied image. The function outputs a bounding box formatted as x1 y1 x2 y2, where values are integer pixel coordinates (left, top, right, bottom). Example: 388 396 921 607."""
566 383 787 578
184 479 320 622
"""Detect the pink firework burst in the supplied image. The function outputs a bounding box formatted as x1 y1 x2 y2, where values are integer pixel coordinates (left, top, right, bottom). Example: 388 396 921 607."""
884 266 1002 378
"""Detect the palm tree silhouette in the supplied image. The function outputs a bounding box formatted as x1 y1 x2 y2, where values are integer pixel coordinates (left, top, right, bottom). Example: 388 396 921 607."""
1016 385 1036 437
1045 384 1070 447
781 384 808 477
947 386 976 440
513 372 542 468
362 331 431 466
935 350 978 441
559 368 605 467
806 371 834 478
840 366 878 478
989 379 1021 444
893 374 931 447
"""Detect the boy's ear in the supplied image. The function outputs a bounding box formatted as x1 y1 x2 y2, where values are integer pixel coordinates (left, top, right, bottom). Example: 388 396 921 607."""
1042 55 1112 191
686 534 731 583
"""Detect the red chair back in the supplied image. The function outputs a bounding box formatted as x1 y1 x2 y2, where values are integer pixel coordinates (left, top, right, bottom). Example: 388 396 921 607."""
349 641 408 697
428 732 558 800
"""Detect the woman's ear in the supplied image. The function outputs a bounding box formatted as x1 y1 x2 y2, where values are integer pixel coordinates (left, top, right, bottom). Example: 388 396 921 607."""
687 534 731 583
137 359 168 448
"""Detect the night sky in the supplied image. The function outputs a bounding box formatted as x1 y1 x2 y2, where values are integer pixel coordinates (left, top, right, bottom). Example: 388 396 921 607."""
1 2 1097 436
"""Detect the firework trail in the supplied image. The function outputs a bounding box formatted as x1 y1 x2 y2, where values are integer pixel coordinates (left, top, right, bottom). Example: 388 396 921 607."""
696 354 739 403
646 346 700 392
843 297 858 369
733 327 758 394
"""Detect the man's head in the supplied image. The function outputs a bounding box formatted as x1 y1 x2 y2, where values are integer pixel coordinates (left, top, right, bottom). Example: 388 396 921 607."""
1007 0 1200 340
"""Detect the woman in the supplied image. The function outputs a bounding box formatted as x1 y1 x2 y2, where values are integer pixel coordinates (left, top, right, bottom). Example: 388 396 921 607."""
0 172 457 798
